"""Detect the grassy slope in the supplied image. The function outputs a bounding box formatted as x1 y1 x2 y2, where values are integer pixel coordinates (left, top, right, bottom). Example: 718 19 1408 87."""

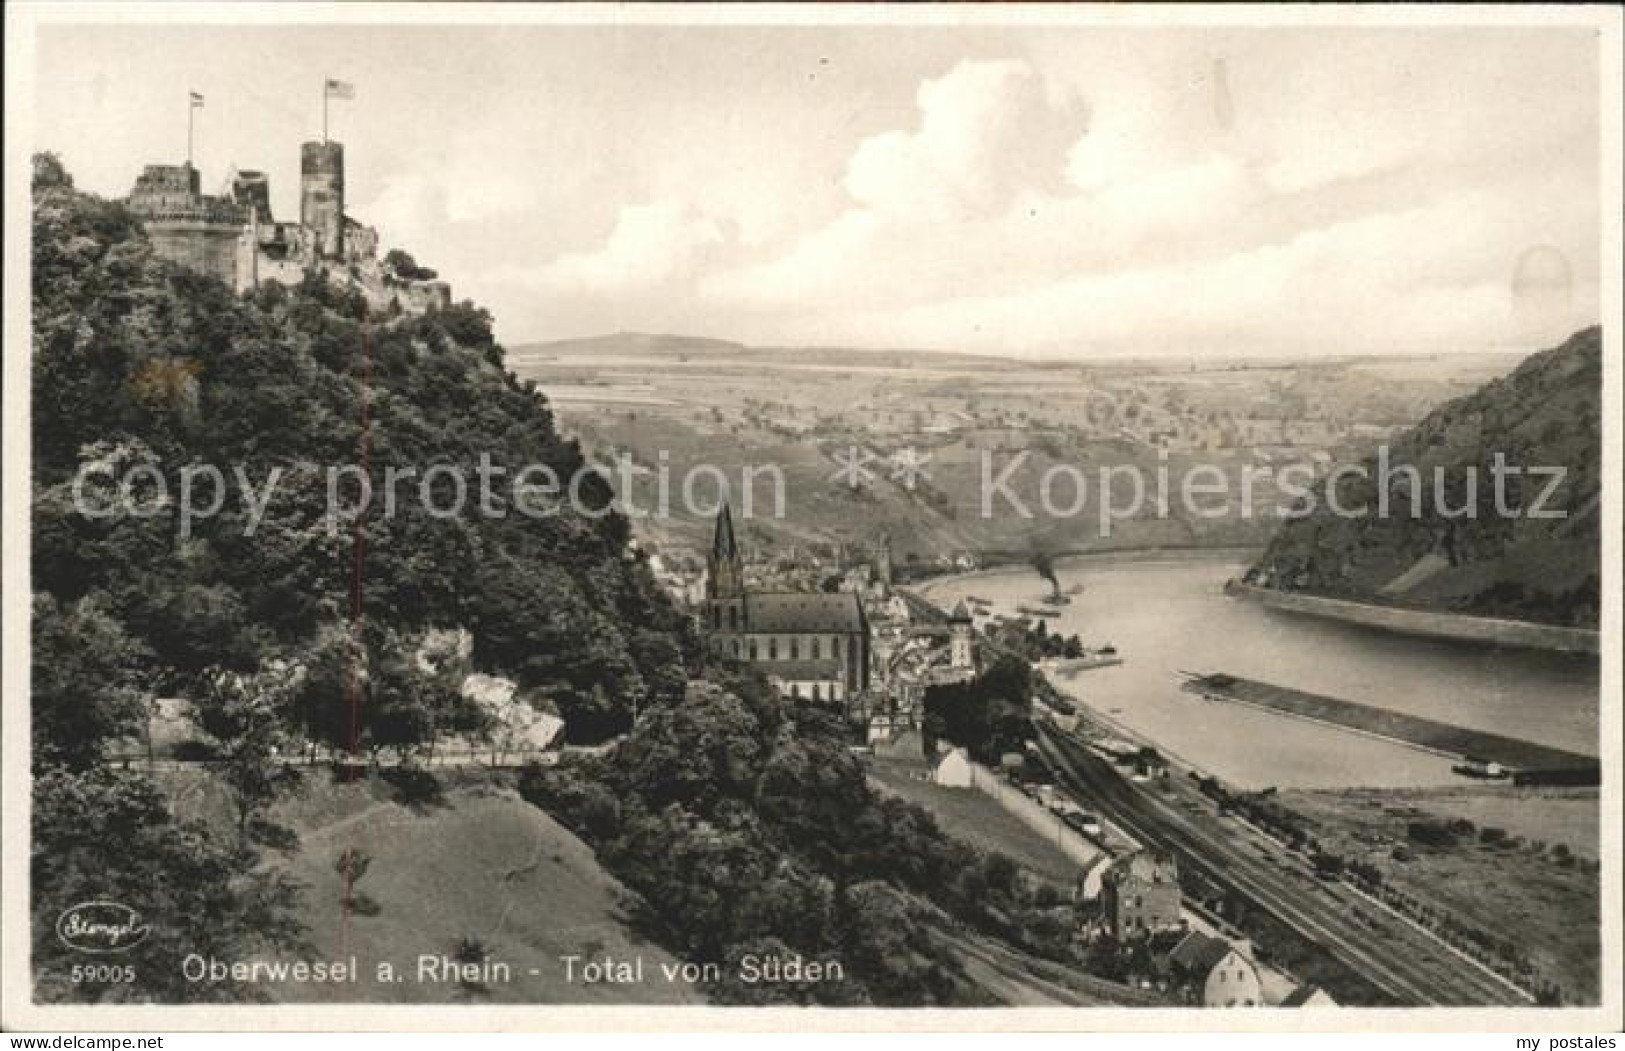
257 778 703 1004
158 766 1141 1006
867 757 1090 887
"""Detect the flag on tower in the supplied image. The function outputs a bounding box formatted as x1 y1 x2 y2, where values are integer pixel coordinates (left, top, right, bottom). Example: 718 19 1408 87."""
325 79 355 100
189 91 204 107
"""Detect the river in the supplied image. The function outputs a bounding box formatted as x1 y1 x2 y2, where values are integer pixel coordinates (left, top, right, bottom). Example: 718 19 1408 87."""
918 554 1600 790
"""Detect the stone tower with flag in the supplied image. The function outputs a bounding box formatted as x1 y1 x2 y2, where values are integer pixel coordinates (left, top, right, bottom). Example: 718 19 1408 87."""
299 140 345 259
301 78 355 259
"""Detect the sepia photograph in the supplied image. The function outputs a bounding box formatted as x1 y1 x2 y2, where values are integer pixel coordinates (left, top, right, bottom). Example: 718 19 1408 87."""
2 1 1620 1037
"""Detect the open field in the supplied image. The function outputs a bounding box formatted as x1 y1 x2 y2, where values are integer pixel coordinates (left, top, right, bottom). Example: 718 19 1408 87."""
1280 786 1600 1003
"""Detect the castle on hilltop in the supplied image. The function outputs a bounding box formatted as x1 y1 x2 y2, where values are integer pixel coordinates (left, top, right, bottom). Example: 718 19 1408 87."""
125 137 450 314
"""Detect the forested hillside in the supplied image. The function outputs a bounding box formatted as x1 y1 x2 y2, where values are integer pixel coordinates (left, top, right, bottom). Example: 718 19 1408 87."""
29 154 689 1000
1247 327 1601 628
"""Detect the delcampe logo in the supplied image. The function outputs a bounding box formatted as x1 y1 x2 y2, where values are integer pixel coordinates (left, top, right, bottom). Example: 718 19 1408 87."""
55 901 150 954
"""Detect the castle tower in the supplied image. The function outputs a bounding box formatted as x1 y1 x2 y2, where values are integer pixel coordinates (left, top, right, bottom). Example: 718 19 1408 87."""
125 162 246 288
231 170 274 224
300 141 345 259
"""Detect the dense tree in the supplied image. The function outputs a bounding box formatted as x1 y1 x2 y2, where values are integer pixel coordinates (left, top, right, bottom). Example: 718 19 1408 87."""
31 595 150 769
192 665 304 842
32 158 686 750
29 159 692 1001
31 767 303 1003
520 679 1102 1005
382 248 437 282
922 653 1034 761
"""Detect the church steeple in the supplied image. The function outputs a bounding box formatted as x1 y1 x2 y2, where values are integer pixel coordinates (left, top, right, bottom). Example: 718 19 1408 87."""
712 502 738 562
707 503 744 599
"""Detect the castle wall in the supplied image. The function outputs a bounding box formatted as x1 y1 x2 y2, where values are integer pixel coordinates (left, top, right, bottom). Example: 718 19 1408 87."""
344 221 379 263
256 255 310 288
145 219 244 288
129 164 201 210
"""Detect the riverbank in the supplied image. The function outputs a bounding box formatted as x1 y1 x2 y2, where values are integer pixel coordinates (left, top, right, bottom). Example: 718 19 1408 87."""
911 544 1266 595
1225 580 1600 656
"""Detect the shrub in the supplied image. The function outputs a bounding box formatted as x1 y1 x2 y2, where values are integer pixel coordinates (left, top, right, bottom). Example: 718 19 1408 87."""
1407 820 1458 848
383 766 446 809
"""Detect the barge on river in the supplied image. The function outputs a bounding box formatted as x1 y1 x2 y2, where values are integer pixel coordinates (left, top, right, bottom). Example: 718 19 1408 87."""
1181 671 1599 786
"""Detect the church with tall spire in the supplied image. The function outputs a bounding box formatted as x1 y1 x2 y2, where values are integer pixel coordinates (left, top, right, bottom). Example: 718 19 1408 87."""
704 504 871 703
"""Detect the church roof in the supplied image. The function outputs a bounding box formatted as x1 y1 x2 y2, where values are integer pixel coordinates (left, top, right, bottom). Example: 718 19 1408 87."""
754 659 844 682
745 591 865 634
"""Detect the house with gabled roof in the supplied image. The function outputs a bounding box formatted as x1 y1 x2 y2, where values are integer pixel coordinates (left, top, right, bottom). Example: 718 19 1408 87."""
1100 849 1183 940
1155 931 1262 1008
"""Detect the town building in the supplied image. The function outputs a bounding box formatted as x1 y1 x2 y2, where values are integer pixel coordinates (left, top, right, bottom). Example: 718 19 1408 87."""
704 505 871 702
948 600 976 673
1155 931 1262 1008
1100 849 1184 940
932 746 975 788
1279 983 1338 1008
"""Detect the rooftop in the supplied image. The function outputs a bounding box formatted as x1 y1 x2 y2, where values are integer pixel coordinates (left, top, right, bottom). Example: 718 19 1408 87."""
745 591 866 634
1164 931 1242 975
1104 849 1179 887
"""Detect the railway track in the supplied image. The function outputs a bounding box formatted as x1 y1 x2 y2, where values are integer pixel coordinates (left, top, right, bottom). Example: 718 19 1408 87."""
1035 726 1530 1006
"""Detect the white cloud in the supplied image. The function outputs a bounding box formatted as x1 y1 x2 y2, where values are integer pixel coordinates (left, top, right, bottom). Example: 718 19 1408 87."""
693 37 1597 357
846 59 1044 222
532 202 725 296
788 184 1595 357
704 58 1084 310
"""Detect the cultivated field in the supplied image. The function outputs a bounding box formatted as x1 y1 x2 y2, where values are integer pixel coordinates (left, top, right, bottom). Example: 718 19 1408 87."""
1280 786 1600 1003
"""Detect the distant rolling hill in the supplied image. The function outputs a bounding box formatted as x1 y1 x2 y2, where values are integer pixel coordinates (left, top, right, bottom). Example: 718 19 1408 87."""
513 330 1032 371
1248 326 1602 628
516 331 750 358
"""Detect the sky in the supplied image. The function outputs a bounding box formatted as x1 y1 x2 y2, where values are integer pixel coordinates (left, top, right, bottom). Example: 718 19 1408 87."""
32 20 1603 358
